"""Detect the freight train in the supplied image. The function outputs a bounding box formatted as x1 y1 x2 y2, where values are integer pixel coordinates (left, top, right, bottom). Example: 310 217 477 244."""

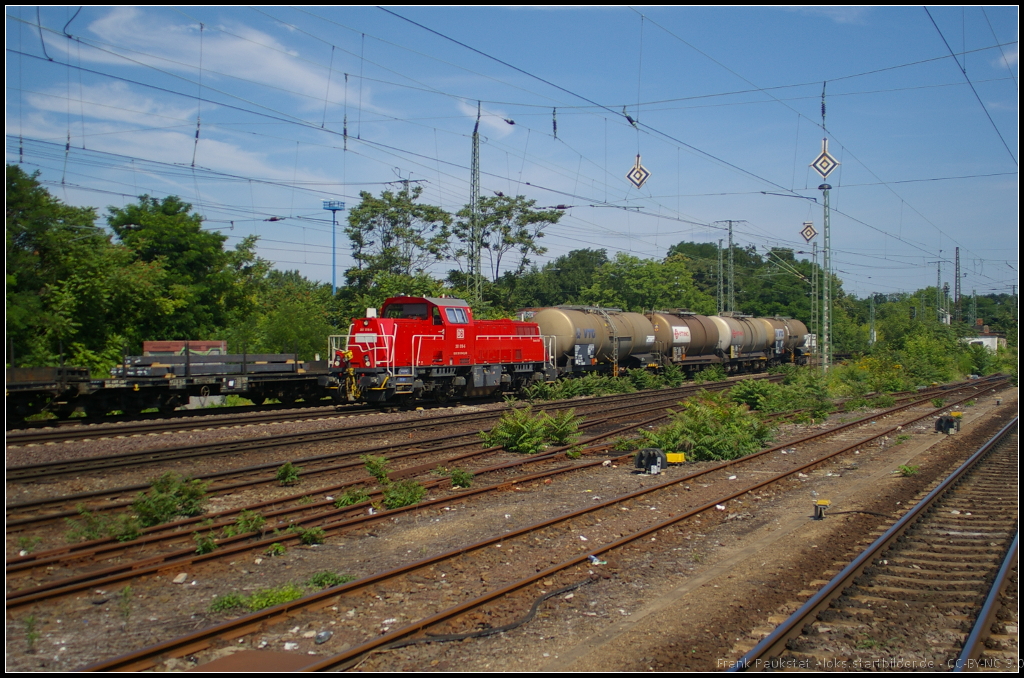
7 296 810 420
328 295 810 404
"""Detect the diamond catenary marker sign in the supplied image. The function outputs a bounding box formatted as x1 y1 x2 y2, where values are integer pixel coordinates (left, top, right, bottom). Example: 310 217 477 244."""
626 154 650 189
810 138 839 179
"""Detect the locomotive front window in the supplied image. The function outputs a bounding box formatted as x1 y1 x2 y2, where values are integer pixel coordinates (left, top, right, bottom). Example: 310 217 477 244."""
444 307 469 324
383 303 428 320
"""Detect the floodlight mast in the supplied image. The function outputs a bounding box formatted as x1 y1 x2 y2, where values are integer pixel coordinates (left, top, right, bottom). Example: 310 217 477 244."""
322 200 346 295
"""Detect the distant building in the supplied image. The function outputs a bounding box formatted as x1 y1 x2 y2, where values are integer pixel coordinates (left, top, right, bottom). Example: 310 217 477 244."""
962 323 1006 352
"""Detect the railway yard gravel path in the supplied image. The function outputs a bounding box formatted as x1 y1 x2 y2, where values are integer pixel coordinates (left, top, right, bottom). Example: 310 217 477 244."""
5 385 1016 672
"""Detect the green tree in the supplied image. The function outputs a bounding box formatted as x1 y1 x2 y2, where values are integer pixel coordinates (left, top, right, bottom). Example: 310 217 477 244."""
107 196 234 339
6 167 171 372
345 185 451 289
451 195 561 283
581 253 715 314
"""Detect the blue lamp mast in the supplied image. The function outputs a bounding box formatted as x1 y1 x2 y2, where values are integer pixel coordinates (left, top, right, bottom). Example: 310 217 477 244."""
322 200 346 295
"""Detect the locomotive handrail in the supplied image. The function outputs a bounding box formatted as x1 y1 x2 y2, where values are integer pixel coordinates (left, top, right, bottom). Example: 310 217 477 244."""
411 334 445 377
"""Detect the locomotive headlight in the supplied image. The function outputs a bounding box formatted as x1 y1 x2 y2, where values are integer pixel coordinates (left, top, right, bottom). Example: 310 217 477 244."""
363 355 370 366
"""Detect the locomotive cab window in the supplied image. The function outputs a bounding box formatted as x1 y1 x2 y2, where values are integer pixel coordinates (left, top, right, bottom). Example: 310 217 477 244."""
444 307 469 324
383 303 428 320
432 307 443 325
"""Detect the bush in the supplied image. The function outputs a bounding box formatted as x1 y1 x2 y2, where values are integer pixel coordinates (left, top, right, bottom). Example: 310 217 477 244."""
661 364 686 387
65 505 144 543
234 509 266 534
729 379 779 410
361 455 390 484
540 408 583 446
131 473 210 528
693 364 727 384
640 390 774 462
275 462 302 486
448 468 474 488
193 532 218 555
291 525 326 545
334 487 371 507
480 406 548 454
381 480 427 509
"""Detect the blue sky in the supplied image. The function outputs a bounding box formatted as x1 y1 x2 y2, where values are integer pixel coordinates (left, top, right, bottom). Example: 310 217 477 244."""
6 6 1018 299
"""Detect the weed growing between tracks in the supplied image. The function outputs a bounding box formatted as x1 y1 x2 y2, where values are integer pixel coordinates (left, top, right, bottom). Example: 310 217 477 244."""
641 390 774 461
480 406 585 454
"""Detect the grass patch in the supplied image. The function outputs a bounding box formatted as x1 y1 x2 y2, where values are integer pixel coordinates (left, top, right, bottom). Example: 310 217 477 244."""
210 584 305 613
334 487 371 508
307 571 357 589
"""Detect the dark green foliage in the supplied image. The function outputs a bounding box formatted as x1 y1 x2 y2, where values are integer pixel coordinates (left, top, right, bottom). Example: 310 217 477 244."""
234 509 266 534
729 379 779 410
64 505 143 543
626 368 661 391
334 487 371 507
132 473 209 527
447 468 474 488
434 465 474 488
361 455 390 484
381 480 427 509
307 571 357 589
193 532 218 555
291 525 326 545
873 394 897 408
265 542 286 557
64 505 109 542
344 185 451 289
540 408 583 446
275 462 301 486
480 406 548 454
693 364 727 384
641 390 774 462
209 592 247 613
525 373 635 401
661 364 686 387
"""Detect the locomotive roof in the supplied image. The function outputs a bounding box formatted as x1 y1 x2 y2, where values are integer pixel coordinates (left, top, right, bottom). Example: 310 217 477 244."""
385 296 470 308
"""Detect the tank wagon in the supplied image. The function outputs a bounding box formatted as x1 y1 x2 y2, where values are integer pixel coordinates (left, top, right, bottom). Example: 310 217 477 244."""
530 306 808 376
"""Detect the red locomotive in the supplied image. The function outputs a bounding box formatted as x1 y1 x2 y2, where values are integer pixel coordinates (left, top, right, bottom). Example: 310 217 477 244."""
330 296 556 404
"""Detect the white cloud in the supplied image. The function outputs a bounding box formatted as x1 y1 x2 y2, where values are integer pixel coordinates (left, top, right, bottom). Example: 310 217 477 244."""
784 7 870 25
25 82 197 126
992 47 1018 70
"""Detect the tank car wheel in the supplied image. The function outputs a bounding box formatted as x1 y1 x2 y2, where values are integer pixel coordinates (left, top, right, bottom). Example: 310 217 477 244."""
249 395 266 406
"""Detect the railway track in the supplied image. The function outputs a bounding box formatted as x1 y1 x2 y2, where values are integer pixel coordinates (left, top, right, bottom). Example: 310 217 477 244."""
730 419 1018 673
5 404 366 447
45 382 1005 670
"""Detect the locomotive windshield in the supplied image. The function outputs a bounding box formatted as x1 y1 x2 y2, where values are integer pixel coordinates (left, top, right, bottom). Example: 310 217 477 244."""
382 303 428 320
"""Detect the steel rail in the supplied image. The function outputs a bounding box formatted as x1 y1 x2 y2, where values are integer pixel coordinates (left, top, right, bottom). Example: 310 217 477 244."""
9 380 999 607
953 532 1018 672
728 417 1019 672
74 385 1000 670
